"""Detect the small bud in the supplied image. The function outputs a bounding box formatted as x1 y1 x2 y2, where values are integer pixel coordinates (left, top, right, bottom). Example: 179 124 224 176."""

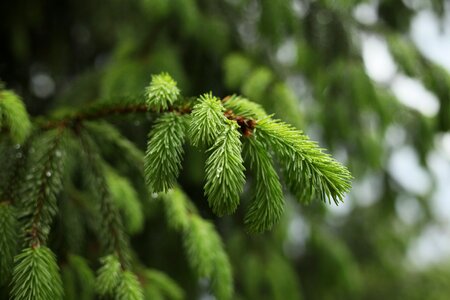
146 73 180 111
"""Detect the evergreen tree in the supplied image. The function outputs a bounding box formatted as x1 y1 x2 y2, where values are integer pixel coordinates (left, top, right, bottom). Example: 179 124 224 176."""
1 0 450 299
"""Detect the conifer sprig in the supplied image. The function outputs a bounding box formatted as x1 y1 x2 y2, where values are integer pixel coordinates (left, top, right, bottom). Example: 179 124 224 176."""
116 271 144 300
142 269 184 300
78 132 131 267
145 112 187 193
96 254 122 296
162 188 234 300
188 93 228 146
10 246 63 300
19 129 66 247
95 254 144 299
0 202 18 285
243 136 284 232
256 118 352 204
204 121 246 216
146 73 181 111
0 89 31 144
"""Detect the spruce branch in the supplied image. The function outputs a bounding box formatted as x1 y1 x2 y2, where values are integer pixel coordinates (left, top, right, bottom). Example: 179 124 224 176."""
67 254 96 300
0 202 18 286
116 271 144 300
204 121 246 216
162 188 234 299
0 140 30 203
142 269 184 300
222 94 267 119
78 131 131 267
188 93 228 146
10 246 63 300
19 129 66 248
145 112 187 193
146 73 181 111
85 121 145 171
0 89 31 144
96 255 144 299
256 118 352 204
162 188 197 232
96 254 122 296
106 168 144 234
243 136 284 233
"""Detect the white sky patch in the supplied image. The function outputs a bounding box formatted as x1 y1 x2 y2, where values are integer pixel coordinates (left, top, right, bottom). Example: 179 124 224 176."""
276 39 298 66
408 224 450 269
388 145 432 196
352 172 383 207
395 195 423 226
438 132 450 160
384 125 407 149
361 34 397 83
411 9 450 72
390 74 440 117
427 147 450 222
353 1 378 25
328 193 353 217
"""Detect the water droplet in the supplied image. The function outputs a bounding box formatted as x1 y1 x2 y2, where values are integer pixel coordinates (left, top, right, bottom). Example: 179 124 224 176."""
216 174 220 178
15 144 21 149
46 171 52 177
55 150 62 158
151 193 158 198
16 152 23 159
134 120 141 126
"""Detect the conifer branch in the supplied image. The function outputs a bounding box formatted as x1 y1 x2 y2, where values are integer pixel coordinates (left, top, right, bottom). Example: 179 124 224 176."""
19 129 66 248
145 112 187 193
78 131 131 268
243 136 284 233
162 188 234 300
204 121 246 216
11 246 63 300
0 89 31 144
0 202 18 285
256 118 352 204
141 269 184 300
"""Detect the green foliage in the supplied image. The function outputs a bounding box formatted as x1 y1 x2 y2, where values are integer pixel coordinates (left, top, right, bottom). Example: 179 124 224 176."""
243 136 284 233
85 121 144 171
184 216 233 300
116 271 144 300
145 112 187 193
163 188 233 300
162 188 196 231
242 67 274 101
0 89 31 144
146 73 181 111
3 0 450 298
67 255 96 300
10 246 63 300
79 132 131 266
19 129 66 246
188 93 227 146
142 269 184 300
0 202 18 285
222 95 267 119
96 254 122 296
223 54 253 89
257 118 352 204
204 121 245 216
106 169 144 234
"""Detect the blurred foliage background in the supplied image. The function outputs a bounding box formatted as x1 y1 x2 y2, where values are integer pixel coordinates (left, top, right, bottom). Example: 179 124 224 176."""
1 0 450 299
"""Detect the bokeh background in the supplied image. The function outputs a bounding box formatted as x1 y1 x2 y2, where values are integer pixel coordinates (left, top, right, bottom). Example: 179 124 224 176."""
1 0 450 299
